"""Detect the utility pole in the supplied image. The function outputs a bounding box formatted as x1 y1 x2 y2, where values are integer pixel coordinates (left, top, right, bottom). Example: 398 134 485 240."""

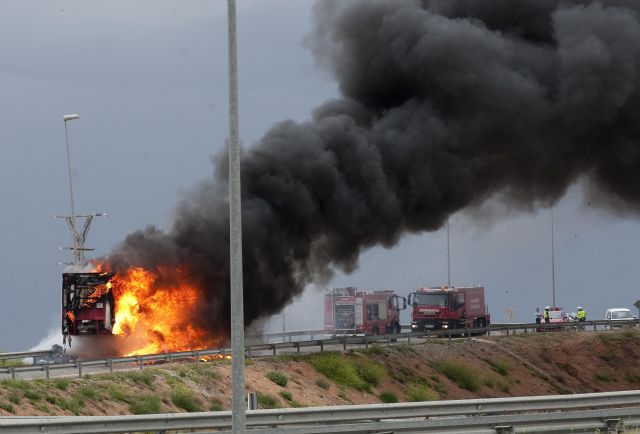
282 308 286 343
551 207 556 308
447 218 451 287
227 0 246 432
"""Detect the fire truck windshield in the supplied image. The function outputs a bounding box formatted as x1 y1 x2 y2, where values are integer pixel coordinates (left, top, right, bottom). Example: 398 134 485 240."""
413 293 447 306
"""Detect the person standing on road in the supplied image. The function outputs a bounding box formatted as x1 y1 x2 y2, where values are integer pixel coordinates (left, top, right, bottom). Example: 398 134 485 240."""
577 307 586 322
543 306 550 324
535 307 542 324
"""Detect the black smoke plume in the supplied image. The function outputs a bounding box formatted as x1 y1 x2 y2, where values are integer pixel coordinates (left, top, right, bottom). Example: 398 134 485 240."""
107 0 640 335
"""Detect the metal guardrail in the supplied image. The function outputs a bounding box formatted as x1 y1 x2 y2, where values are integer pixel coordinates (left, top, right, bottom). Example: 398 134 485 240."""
1 391 640 433
0 350 52 362
1 319 636 380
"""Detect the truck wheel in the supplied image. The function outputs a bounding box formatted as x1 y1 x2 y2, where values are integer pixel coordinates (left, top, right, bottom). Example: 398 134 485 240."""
476 318 486 335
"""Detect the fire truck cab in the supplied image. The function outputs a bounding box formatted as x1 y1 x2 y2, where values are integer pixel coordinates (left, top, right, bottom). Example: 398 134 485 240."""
62 272 115 340
324 287 406 336
408 286 490 331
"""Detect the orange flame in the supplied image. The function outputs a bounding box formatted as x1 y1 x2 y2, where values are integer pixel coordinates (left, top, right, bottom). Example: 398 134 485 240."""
95 264 221 356
81 281 112 308
199 354 232 362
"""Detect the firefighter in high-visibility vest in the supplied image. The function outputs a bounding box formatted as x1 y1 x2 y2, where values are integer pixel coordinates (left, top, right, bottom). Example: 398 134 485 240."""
576 307 586 322
543 306 550 323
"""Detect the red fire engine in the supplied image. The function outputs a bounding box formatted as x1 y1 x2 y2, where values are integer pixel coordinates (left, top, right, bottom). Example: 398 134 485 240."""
324 287 406 335
408 286 490 331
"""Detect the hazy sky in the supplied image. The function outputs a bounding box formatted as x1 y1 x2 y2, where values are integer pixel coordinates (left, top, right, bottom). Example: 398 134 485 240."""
1 0 639 352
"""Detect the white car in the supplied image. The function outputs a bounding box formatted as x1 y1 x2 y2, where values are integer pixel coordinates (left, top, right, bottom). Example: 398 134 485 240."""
604 308 637 328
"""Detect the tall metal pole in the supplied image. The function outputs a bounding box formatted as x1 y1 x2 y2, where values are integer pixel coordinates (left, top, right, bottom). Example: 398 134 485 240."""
227 0 246 431
64 118 79 264
282 309 286 343
446 218 451 287
551 207 556 308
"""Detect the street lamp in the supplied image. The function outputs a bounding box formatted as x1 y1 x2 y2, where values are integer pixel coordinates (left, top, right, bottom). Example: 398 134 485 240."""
446 218 451 288
550 207 556 308
56 113 104 267
226 0 246 432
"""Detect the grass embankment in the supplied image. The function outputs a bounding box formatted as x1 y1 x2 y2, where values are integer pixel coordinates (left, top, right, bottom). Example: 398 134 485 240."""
0 364 222 415
3 330 640 415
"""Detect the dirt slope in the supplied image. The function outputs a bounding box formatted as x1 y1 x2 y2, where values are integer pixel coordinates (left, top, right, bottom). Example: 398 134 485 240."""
1 329 640 416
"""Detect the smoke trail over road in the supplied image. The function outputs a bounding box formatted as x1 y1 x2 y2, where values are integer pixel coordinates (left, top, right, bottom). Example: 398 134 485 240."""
106 0 640 335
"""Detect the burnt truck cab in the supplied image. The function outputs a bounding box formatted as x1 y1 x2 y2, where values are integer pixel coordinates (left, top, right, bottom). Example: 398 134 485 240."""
408 286 490 331
62 272 115 338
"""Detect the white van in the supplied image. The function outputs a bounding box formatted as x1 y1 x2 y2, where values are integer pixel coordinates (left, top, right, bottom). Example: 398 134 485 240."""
604 308 637 328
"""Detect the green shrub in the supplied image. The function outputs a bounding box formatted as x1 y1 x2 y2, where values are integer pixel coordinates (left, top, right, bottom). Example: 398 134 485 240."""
130 394 161 414
69 397 85 415
210 398 224 411
113 370 155 386
625 375 640 383
0 402 15 414
78 385 97 400
126 370 155 386
394 344 416 354
407 384 438 402
172 389 203 412
484 358 510 376
594 373 613 382
186 364 219 380
379 391 398 403
483 377 495 388
257 393 280 409
352 357 386 387
34 402 50 414
434 359 482 392
266 371 288 387
24 389 42 401
8 394 20 404
106 385 129 403
45 396 62 406
337 389 350 401
279 391 293 402
309 353 368 391
45 396 71 411
358 345 386 356
1 379 31 390
315 378 330 390
164 374 184 388
53 378 71 390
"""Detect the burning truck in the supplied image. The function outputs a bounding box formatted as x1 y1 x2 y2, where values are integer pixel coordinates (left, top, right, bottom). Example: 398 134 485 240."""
62 272 115 344
60 264 224 356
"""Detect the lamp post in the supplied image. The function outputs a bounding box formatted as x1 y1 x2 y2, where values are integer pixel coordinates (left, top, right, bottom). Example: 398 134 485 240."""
227 0 246 432
63 114 81 264
446 218 451 288
551 207 556 309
